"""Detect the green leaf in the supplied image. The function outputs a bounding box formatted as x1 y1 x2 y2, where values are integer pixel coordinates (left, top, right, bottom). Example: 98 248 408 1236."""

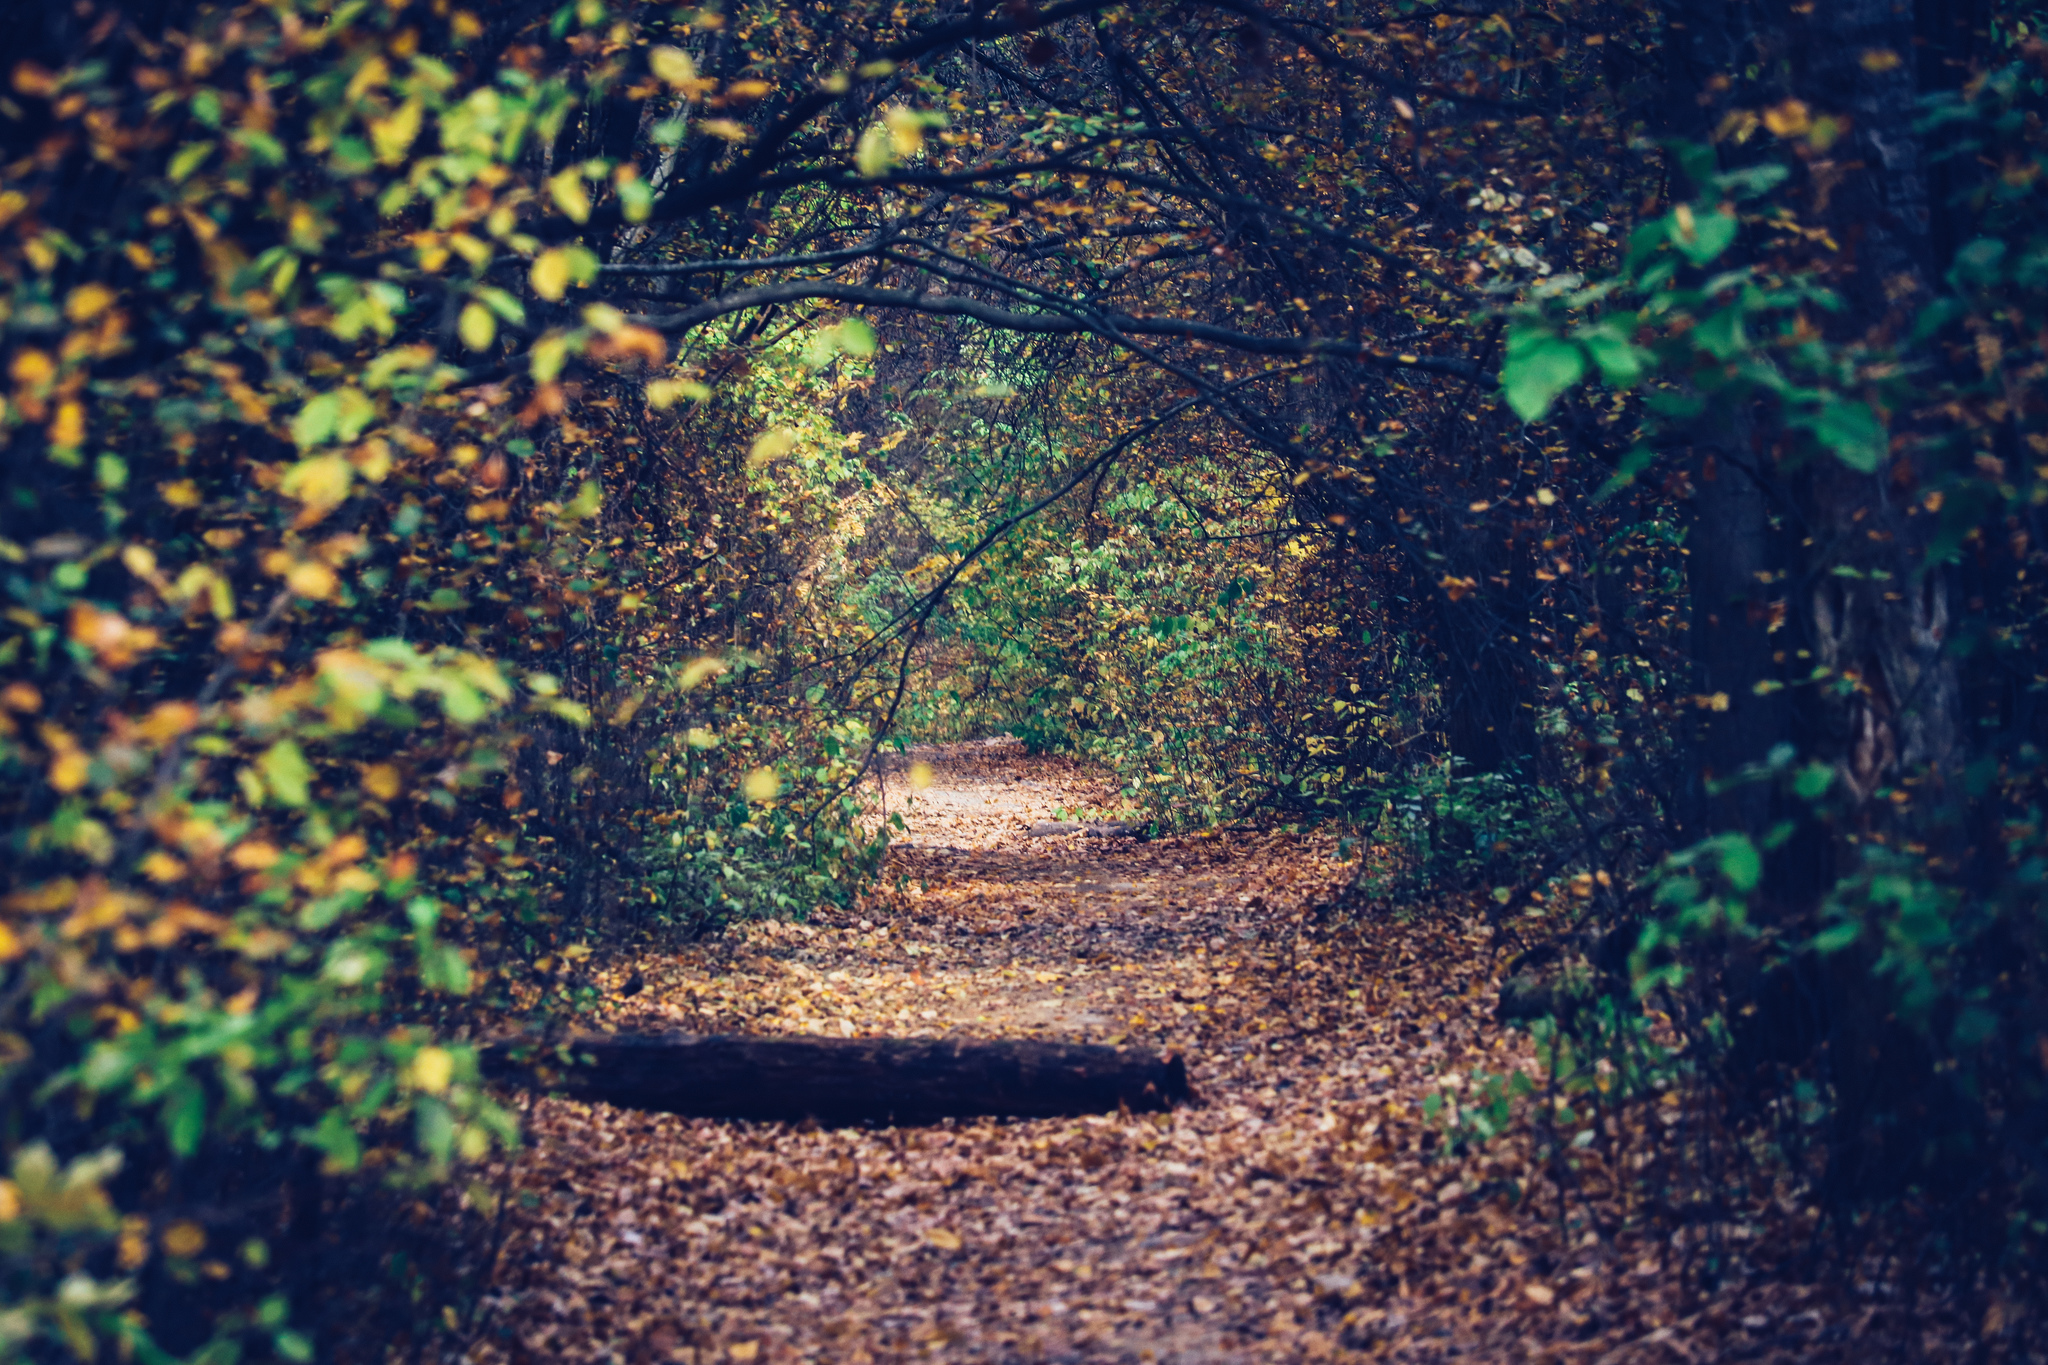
423 942 473 994
415 1096 456 1164
1671 208 1739 266
1949 236 2006 288
228 127 287 167
302 1109 362 1172
1693 305 1746 360
617 177 653 223
291 393 340 448
559 479 602 521
163 1077 207 1158
1716 834 1761 893
1793 761 1834 800
477 287 528 326
1501 329 1586 422
837 317 878 357
259 740 314 808
436 680 486 724
1595 444 1657 500
1809 395 1888 472
1712 162 1789 200
406 896 442 935
1625 218 1669 274
1642 388 1705 419
1575 321 1650 388
1813 920 1860 954
290 387 376 448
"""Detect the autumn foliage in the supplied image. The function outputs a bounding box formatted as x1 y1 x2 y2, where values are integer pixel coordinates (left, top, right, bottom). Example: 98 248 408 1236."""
2 0 2047 1356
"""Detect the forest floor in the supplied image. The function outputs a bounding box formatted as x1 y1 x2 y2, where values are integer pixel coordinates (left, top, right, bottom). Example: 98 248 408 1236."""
461 742 1968 1364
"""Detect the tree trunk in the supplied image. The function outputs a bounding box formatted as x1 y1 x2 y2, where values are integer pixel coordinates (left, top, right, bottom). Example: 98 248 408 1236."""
482 1033 1193 1124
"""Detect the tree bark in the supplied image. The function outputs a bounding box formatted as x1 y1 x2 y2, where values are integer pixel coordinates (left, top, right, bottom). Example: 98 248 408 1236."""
482 1032 1193 1124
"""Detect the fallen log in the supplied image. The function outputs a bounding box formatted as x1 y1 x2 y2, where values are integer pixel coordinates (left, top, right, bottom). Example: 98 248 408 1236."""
481 1032 1191 1124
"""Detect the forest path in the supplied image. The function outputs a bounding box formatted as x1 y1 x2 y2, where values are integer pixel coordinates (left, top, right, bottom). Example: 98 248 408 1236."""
465 744 1830 1365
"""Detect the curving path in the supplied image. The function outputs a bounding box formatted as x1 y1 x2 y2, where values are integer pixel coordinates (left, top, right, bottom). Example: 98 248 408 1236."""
463 741 1880 1365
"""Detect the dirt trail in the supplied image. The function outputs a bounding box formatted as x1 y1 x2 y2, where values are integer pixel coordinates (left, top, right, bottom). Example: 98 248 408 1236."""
466 744 1864 1365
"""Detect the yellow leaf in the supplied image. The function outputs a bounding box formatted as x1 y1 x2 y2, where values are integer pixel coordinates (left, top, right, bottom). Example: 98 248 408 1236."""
228 841 281 871
885 105 925 158
548 169 592 224
410 1046 454 1094
681 656 726 690
458 301 496 351
139 701 199 744
909 761 934 790
69 603 158 667
531 333 571 384
346 54 391 103
316 648 389 730
447 233 492 268
1859 48 1902 73
4 878 78 912
530 248 572 302
370 98 423 166
162 1221 206 1258
855 123 893 178
361 763 402 800
160 479 202 508
646 377 710 408
747 427 796 469
280 454 355 510
140 852 186 884
1762 100 1810 138
1523 1283 1556 1306
286 560 338 601
65 284 116 323
649 45 698 87
9 349 53 388
50 400 84 450
350 437 393 482
728 1345 759 1364
743 767 779 802
923 1227 962 1251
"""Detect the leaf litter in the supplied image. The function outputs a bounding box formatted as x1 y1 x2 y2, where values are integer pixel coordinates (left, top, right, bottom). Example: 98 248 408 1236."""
459 742 1972 1363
